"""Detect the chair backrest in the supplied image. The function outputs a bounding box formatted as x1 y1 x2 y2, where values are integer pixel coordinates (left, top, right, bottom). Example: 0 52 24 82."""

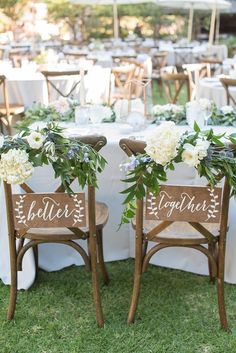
160 66 190 104
41 69 86 103
220 77 236 106
119 137 233 240
152 52 168 71
4 135 107 239
0 74 11 134
183 63 211 101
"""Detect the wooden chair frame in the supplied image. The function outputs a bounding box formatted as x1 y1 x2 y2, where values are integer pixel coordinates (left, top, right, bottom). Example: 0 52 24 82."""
0 75 24 135
220 78 236 106
4 135 109 327
41 70 86 103
160 66 190 104
183 63 211 101
119 138 234 331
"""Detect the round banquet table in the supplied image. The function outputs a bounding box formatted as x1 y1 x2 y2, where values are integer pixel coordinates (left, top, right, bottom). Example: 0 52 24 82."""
1 123 236 290
198 77 236 107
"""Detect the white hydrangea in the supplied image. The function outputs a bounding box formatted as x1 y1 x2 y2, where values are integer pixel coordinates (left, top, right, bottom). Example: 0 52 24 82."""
182 138 210 167
50 97 70 115
0 149 34 184
199 98 212 111
26 131 45 149
89 104 113 124
221 105 234 115
152 104 183 116
145 121 180 166
152 104 166 116
0 135 4 149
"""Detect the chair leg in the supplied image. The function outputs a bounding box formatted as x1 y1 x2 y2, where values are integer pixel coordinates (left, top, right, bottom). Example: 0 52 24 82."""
89 233 104 327
217 235 229 331
7 234 17 320
127 233 143 324
33 245 39 280
97 229 109 285
208 243 216 284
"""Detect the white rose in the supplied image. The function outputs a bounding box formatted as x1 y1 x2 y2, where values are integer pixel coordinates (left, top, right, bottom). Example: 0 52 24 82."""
199 98 212 111
89 104 113 124
171 105 184 114
195 138 210 160
145 121 180 166
26 131 45 149
50 97 70 115
152 105 165 116
114 99 129 121
0 148 34 184
221 105 234 115
0 135 4 148
182 143 200 167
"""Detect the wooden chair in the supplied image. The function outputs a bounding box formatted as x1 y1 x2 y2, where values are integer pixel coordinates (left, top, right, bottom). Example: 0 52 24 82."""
41 70 86 103
160 66 190 104
151 51 168 97
183 63 211 101
220 77 236 106
109 64 136 103
200 58 223 76
0 75 24 135
119 138 234 331
4 135 109 327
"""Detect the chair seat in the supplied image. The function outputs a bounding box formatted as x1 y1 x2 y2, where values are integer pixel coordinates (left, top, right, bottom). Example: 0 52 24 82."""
22 201 109 241
0 103 24 115
132 219 219 242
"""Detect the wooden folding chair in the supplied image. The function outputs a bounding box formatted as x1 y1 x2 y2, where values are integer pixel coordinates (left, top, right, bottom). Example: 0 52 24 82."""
41 70 86 103
220 77 236 106
0 75 24 135
160 66 190 104
120 138 234 331
183 63 211 101
4 135 109 327
109 64 136 103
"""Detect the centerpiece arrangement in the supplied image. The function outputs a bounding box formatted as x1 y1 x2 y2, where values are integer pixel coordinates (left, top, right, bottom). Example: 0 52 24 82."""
120 121 236 225
0 123 106 192
17 98 116 129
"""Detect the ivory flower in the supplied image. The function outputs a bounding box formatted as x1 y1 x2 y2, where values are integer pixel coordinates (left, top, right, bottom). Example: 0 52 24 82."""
26 131 45 149
50 97 70 115
195 138 210 160
145 121 180 166
0 135 4 149
89 105 113 124
182 143 200 167
221 105 234 115
0 149 34 184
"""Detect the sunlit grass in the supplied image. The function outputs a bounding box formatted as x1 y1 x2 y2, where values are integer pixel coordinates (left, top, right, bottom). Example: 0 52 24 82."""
1 260 236 353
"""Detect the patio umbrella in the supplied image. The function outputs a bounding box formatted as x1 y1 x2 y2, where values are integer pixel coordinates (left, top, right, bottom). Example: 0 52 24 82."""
158 0 231 43
70 0 156 39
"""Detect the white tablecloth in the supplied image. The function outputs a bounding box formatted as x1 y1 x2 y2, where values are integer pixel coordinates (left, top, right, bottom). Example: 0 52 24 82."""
0 67 111 108
1 123 236 289
198 77 236 107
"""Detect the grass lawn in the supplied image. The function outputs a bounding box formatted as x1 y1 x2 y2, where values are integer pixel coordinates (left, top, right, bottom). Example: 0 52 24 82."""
1 259 236 353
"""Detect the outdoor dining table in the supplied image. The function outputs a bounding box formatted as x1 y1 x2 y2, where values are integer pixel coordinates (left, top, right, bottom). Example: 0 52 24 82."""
0 66 111 107
197 77 236 107
1 122 236 290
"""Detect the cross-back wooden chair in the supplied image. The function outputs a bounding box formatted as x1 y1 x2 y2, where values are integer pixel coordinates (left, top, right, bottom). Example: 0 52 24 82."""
119 138 235 331
151 51 168 96
183 63 211 101
0 75 24 135
41 70 86 103
4 135 109 327
109 64 136 103
220 77 236 106
160 66 190 104
200 58 223 76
